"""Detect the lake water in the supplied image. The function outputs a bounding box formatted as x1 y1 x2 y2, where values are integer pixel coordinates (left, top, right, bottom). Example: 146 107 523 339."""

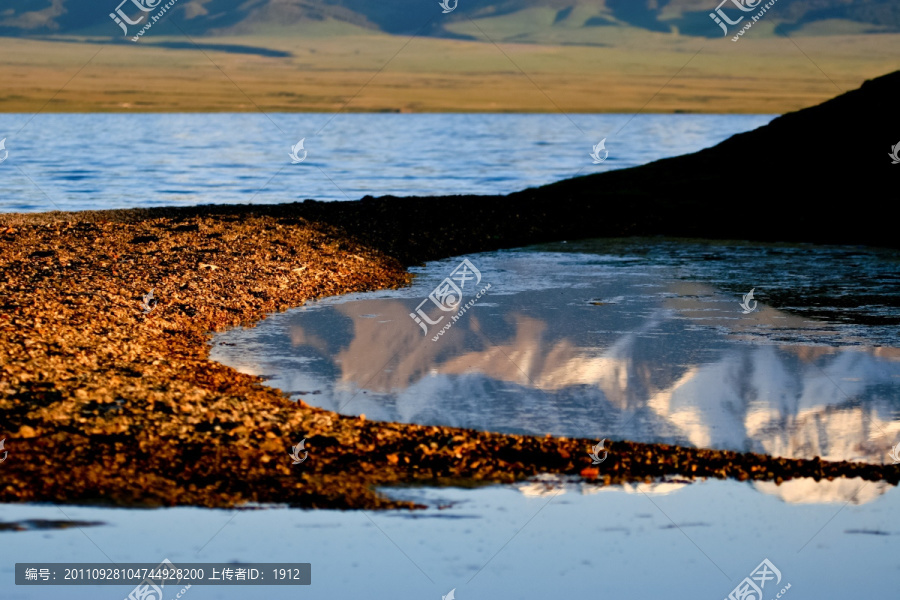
0 113 773 212
211 238 900 472
4 478 900 599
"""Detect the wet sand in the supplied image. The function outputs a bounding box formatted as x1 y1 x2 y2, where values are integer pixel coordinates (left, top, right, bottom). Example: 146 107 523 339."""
1 205 897 509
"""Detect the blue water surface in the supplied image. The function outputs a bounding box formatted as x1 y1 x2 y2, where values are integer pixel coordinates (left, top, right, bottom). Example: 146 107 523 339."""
0 113 773 212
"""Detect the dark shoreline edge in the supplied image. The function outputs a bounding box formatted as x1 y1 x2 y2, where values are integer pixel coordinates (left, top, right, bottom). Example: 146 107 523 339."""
1 72 898 510
4 70 898 260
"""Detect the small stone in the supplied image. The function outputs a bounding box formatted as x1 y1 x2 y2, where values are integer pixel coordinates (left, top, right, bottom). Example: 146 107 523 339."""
580 467 600 480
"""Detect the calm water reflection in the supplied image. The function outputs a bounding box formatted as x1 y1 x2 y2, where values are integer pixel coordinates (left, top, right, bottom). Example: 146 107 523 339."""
212 239 900 473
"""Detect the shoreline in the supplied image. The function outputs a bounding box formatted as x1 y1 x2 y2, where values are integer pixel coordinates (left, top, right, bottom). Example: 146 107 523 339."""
1 204 897 510
3 71 898 509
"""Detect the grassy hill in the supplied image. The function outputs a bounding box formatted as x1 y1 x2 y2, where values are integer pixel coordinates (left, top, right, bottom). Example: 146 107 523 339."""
1 0 898 40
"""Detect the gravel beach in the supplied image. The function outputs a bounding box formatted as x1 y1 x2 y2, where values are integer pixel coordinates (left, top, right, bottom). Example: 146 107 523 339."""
1 204 896 510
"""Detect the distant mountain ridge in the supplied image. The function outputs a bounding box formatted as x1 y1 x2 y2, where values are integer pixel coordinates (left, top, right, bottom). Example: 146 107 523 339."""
1 0 898 40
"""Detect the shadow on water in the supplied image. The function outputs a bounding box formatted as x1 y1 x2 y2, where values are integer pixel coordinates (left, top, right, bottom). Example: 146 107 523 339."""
0 519 105 532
